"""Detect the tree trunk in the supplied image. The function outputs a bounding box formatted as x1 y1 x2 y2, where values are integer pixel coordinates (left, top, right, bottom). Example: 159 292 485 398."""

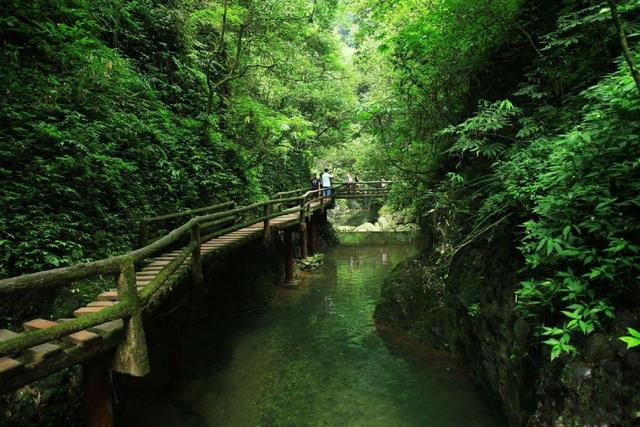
607 0 640 95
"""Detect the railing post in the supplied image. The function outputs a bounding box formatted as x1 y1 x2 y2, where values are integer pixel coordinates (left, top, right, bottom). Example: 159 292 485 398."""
263 202 271 243
300 197 309 259
191 222 203 286
300 222 308 259
138 219 149 248
310 214 318 255
83 354 113 427
299 196 306 225
113 256 150 377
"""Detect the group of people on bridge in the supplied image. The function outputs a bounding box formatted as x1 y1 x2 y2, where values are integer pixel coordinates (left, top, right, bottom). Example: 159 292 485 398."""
311 169 362 196
310 170 390 196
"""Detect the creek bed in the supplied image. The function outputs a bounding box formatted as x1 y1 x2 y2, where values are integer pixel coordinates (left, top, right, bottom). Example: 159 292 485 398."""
122 232 504 426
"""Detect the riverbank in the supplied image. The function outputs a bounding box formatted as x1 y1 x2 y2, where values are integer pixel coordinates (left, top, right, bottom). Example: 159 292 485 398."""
331 203 419 233
375 220 640 426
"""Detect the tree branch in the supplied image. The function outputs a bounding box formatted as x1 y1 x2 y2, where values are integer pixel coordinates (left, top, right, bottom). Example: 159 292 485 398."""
607 0 640 95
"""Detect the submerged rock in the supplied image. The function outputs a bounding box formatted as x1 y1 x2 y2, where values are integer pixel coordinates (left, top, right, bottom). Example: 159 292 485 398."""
296 254 325 272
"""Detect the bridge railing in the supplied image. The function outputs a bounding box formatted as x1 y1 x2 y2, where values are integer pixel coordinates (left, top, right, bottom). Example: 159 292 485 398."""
333 180 393 198
0 187 337 368
137 201 236 248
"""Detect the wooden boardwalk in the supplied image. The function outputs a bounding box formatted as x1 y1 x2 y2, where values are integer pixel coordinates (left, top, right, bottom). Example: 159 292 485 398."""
0 184 389 408
0 197 328 394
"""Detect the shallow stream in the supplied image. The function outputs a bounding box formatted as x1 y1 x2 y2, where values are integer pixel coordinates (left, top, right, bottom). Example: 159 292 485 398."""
123 233 503 426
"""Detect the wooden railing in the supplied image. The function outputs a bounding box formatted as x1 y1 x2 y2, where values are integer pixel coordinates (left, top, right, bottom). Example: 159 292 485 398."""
0 186 341 373
137 201 236 248
333 180 393 198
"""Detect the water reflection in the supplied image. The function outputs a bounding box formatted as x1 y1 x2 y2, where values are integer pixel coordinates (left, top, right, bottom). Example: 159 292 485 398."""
121 233 504 427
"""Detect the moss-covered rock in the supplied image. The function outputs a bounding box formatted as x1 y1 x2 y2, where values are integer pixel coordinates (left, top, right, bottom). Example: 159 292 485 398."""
296 254 325 272
375 220 640 426
375 252 453 347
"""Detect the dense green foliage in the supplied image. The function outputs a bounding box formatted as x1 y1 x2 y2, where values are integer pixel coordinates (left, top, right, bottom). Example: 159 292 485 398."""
0 0 354 278
1 0 640 424
348 0 640 359
3 0 637 359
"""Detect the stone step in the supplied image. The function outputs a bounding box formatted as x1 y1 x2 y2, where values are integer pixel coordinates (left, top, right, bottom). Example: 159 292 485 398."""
136 272 159 277
0 329 19 343
23 319 58 331
73 306 106 317
87 301 117 307
141 265 164 270
88 319 124 335
138 271 162 277
26 343 62 363
146 260 174 266
97 291 118 301
0 357 24 379
64 330 102 347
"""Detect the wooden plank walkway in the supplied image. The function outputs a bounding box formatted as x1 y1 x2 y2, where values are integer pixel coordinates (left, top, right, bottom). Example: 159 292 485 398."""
0 198 326 393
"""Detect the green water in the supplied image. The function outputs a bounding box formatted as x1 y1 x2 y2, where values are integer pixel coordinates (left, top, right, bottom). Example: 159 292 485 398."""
123 233 504 427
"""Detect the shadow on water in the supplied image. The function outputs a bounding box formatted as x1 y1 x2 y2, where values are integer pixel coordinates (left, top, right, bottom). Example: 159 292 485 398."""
121 232 505 427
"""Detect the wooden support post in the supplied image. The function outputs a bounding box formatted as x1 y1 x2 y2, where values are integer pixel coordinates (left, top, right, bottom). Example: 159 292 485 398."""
263 203 271 243
83 355 113 427
321 209 328 224
310 215 318 255
112 257 150 377
300 222 308 259
283 230 294 284
190 223 203 286
299 196 306 225
138 220 149 248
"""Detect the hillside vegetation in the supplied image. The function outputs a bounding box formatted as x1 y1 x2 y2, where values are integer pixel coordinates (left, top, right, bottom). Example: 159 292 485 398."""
1 0 640 425
352 0 640 424
0 0 355 279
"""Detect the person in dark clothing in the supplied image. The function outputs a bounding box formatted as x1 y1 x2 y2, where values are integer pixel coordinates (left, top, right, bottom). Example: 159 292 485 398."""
311 174 320 192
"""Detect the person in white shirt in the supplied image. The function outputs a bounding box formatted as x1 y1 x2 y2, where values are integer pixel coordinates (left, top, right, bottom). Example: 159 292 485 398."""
346 173 354 193
321 168 333 196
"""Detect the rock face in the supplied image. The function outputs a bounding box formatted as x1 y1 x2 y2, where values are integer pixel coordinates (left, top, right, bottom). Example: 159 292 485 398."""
355 222 379 232
376 215 392 230
375 222 640 426
332 208 420 233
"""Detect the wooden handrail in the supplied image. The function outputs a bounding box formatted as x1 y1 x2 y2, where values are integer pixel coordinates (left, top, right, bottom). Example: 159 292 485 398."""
138 201 235 247
272 188 307 199
333 181 395 185
141 201 235 223
0 183 359 362
139 243 195 303
0 192 320 292
0 181 348 366
0 300 135 357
